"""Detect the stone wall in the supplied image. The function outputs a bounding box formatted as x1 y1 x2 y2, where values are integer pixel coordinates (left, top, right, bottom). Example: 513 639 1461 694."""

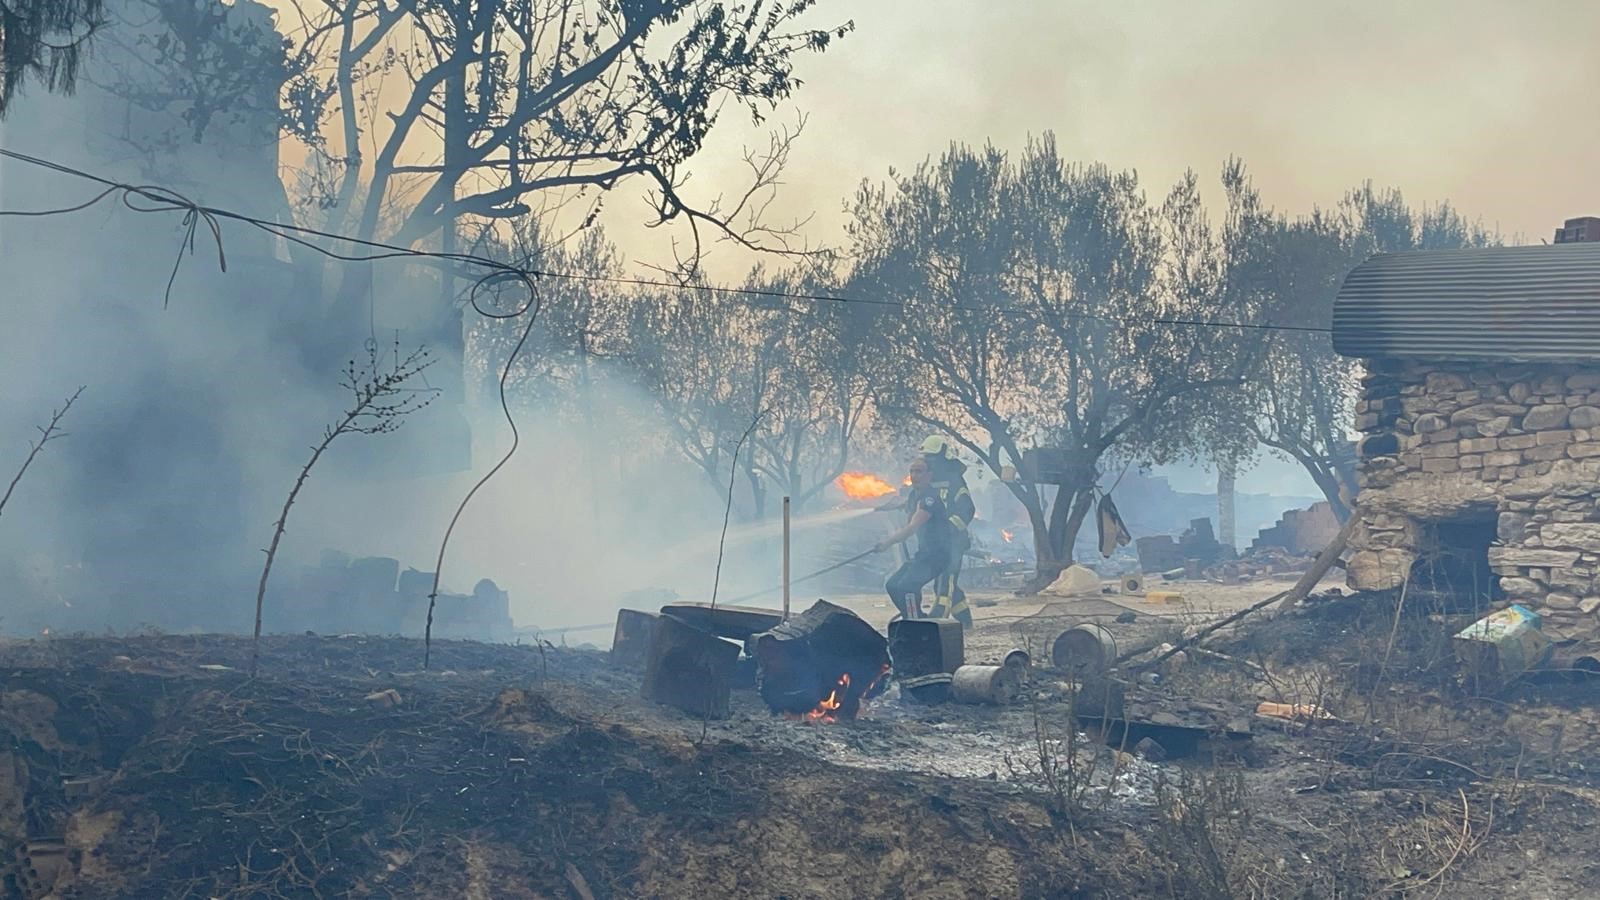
1349 360 1600 641
1250 501 1341 557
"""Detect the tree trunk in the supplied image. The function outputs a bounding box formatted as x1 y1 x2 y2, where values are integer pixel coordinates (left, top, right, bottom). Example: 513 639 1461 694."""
745 465 767 521
1052 486 1095 564
1024 480 1096 594
1028 489 1060 582
1217 456 1237 554
1299 454 1354 523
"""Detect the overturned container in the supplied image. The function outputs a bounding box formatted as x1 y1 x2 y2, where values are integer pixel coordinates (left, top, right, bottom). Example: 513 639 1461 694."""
1003 647 1031 673
1051 623 1119 675
950 665 1021 705
1454 604 1553 685
888 618 964 678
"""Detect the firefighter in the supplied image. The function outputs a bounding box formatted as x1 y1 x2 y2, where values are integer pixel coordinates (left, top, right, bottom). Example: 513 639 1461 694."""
875 458 951 621
920 435 975 627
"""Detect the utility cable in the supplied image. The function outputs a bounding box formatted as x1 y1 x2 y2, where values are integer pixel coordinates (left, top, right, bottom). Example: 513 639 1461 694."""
0 146 1334 335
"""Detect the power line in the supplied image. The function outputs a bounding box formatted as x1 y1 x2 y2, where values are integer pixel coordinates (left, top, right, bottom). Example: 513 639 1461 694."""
0 146 1334 336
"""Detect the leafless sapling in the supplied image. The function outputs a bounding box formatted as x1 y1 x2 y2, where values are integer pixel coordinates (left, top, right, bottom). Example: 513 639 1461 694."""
251 341 436 676
0 386 85 519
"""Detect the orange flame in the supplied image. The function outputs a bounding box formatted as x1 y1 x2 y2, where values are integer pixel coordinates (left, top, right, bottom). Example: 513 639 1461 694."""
789 664 893 724
836 472 895 500
1001 529 1015 542
802 673 850 723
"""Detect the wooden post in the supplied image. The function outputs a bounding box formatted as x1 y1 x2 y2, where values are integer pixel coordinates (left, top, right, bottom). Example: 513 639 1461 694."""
782 496 792 620
1131 513 1359 669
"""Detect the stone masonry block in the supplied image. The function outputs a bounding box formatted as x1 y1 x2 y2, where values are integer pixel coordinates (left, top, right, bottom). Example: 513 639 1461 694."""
1539 523 1600 548
1488 547 1581 568
1524 405 1571 430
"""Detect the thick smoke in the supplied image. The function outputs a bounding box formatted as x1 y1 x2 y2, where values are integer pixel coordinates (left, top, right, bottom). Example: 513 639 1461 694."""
0 1 867 640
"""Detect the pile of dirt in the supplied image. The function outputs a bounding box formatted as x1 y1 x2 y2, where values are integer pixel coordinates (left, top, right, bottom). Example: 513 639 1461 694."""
0 635 1130 898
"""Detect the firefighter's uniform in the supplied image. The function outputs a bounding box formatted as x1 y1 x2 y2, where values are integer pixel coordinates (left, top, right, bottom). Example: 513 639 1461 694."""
921 436 976 627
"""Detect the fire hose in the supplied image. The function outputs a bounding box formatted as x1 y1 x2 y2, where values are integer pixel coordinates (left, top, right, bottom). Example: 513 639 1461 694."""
531 547 883 637
719 546 881 606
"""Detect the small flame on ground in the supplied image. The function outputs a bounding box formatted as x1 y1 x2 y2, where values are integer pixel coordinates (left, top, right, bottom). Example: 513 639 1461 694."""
789 664 893 724
803 673 850 723
1001 529 1015 542
836 471 896 500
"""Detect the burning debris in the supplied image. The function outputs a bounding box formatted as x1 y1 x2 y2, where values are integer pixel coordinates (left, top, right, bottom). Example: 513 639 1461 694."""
751 601 891 721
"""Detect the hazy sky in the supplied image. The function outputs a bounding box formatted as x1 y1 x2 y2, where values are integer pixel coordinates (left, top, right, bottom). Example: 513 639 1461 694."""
251 0 1600 270
595 0 1599 275
252 0 1598 496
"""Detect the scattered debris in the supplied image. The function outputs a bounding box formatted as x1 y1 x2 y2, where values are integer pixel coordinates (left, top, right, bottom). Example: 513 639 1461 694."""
1040 564 1103 597
751 600 889 720
565 862 597 900
899 672 953 704
641 613 739 718
14 839 66 898
62 773 110 801
1255 701 1336 723
1205 545 1315 583
1136 518 1229 574
364 688 403 707
1454 604 1553 685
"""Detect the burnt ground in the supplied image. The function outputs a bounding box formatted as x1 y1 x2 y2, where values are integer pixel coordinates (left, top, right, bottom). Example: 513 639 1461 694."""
3 591 1600 899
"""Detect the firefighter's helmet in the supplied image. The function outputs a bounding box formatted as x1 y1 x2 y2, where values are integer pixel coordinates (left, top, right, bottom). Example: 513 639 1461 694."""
920 434 955 460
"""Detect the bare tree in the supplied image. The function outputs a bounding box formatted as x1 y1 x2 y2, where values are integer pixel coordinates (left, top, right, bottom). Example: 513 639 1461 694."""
625 281 772 515
252 342 436 675
297 0 852 304
619 262 869 519
0 386 85 519
744 269 873 513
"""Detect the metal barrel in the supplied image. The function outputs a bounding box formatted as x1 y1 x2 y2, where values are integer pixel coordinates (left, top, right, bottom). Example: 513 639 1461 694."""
950 665 1019 704
1051 623 1119 674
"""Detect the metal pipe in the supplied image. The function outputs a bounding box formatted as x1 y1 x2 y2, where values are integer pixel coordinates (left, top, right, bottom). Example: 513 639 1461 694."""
782 496 791 621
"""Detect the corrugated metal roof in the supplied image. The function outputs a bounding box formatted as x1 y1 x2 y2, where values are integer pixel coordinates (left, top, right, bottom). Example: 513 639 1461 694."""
1332 242 1600 361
